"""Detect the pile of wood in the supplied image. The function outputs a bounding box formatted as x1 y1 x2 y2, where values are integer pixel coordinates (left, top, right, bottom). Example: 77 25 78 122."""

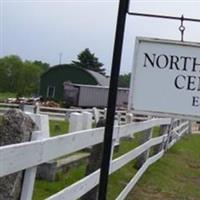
2 98 60 108
39 101 60 107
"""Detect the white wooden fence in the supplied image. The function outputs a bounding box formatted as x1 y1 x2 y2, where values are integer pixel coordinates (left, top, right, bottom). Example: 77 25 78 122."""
0 103 147 122
0 110 189 200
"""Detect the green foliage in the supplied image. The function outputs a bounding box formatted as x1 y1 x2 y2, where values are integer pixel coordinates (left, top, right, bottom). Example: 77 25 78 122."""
49 120 69 137
33 60 50 72
118 73 131 88
72 48 106 75
0 55 23 93
18 61 43 96
0 55 49 96
0 92 16 100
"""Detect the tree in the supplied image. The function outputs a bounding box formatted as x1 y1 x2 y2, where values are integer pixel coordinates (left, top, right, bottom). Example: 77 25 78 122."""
0 55 23 93
33 60 50 72
118 73 131 88
72 48 106 75
0 55 47 96
16 61 43 96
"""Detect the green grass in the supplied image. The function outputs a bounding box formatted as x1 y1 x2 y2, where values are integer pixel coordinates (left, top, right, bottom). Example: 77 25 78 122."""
127 134 200 200
33 161 87 200
33 120 76 200
33 121 200 200
49 120 69 137
0 92 16 100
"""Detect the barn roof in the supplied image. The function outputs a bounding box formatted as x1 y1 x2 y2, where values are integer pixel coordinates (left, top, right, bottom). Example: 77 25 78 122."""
41 64 109 86
86 70 110 86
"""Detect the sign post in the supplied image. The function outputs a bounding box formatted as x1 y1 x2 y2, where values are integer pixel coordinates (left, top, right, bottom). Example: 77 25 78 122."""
129 37 200 120
98 1 129 200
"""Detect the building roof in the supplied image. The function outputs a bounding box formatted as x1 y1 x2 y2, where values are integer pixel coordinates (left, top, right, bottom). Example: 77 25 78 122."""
41 65 109 86
86 70 110 86
70 83 129 90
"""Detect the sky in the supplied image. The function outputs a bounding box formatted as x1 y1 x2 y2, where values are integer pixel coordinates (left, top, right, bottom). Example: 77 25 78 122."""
1 0 200 75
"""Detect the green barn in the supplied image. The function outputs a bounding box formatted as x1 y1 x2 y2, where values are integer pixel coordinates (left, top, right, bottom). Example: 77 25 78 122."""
39 64 109 100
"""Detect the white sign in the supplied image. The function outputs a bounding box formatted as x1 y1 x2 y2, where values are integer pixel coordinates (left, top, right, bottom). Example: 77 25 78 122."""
129 37 200 120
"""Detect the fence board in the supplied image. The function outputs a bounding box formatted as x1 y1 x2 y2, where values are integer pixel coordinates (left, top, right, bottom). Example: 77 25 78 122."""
0 119 170 177
172 121 188 133
0 117 188 200
0 128 104 177
0 141 43 177
47 170 100 200
44 135 167 200
118 118 171 138
110 135 166 173
116 150 164 200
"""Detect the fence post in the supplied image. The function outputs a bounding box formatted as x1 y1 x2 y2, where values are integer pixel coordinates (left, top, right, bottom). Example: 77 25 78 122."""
20 114 49 200
81 118 105 200
82 112 93 130
154 125 169 154
0 109 35 200
104 108 107 119
126 113 133 124
69 112 83 132
126 113 134 138
165 118 175 149
93 107 100 124
188 120 192 134
112 117 120 153
135 128 152 169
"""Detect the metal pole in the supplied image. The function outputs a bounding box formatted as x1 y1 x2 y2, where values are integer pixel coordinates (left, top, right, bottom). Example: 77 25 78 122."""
128 12 200 23
98 0 129 199
59 52 62 65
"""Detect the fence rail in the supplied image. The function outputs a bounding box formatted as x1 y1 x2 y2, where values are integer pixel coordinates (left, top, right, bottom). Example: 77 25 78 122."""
0 103 148 122
0 111 189 200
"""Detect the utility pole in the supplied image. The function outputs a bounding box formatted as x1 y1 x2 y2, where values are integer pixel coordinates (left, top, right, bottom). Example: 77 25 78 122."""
59 52 62 65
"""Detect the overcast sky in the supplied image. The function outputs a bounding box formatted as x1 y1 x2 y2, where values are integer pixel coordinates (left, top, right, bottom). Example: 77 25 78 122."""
1 0 200 74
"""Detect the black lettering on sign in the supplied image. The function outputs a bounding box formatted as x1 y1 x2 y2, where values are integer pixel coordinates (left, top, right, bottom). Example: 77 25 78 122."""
143 53 156 67
174 75 185 89
192 96 200 107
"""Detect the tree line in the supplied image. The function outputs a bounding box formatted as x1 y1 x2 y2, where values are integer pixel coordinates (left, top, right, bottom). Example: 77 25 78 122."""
73 48 131 87
0 55 49 96
0 49 130 97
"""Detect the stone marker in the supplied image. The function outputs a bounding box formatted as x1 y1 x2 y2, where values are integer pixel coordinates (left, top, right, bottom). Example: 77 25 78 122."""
0 109 35 200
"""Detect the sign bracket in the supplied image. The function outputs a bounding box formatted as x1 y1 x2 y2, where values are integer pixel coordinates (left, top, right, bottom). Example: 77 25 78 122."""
128 12 200 42
98 4 200 200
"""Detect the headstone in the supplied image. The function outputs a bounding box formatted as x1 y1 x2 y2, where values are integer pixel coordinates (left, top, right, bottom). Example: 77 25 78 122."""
82 112 92 130
69 112 83 132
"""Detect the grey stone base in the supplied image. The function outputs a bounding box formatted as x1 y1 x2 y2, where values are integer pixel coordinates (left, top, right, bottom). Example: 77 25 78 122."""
36 153 89 181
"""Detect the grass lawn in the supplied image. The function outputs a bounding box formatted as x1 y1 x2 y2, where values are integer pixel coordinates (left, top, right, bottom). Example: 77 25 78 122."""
49 120 69 137
33 160 87 200
33 122 143 200
127 134 200 200
0 92 16 100
32 120 200 200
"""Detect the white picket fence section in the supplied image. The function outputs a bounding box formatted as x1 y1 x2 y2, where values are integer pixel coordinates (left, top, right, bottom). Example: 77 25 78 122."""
0 103 147 122
0 109 190 200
